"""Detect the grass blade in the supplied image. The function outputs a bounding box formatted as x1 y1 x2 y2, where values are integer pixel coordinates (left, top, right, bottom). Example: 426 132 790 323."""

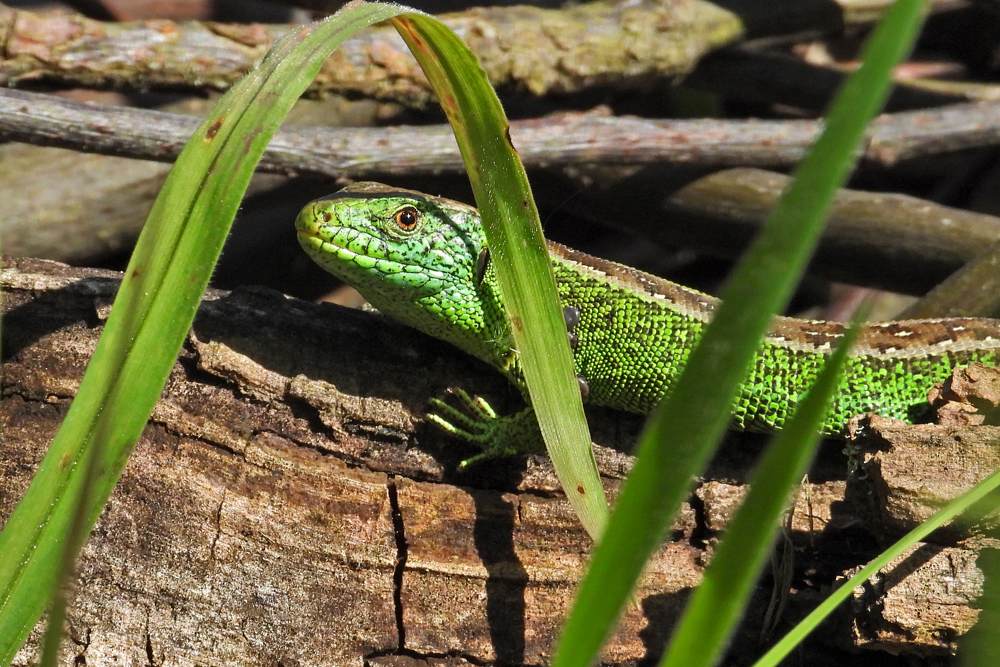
391 16 609 539
661 310 865 667
0 4 426 662
958 522 1000 665
552 1 929 665
757 469 1000 667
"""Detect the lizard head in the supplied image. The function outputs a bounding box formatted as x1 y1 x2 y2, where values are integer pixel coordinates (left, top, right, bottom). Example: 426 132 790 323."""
296 182 506 363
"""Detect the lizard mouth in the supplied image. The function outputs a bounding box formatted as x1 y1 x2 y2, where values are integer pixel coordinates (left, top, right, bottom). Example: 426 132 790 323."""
294 208 451 290
295 228 339 261
295 227 326 247
296 228 370 266
293 209 362 260
294 207 379 264
297 226 426 284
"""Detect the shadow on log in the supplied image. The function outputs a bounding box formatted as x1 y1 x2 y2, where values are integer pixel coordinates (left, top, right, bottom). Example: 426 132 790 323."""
1 258 994 665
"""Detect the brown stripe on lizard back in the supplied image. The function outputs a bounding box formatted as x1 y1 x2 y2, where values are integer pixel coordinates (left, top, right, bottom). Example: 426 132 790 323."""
853 318 1000 357
547 241 1000 358
546 241 717 321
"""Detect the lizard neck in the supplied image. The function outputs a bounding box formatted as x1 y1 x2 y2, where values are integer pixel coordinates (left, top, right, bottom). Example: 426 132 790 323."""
410 269 516 372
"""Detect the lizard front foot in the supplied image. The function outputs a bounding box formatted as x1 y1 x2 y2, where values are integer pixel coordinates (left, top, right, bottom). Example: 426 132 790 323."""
427 387 544 470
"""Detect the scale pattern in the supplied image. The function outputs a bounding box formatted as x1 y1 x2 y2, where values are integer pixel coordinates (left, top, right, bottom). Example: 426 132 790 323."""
297 183 1000 437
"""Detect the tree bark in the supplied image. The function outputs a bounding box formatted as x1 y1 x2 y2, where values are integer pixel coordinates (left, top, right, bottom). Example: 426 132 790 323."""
0 258 993 665
8 89 1000 178
0 0 743 105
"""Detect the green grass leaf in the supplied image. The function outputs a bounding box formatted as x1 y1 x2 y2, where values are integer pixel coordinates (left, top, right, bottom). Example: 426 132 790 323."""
757 467 1000 667
552 1 929 665
957 516 1000 665
1 3 543 661
391 16 609 539
661 308 866 667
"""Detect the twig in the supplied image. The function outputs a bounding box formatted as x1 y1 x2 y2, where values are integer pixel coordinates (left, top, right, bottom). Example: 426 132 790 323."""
574 167 1000 297
0 1 974 106
0 1 743 106
3 89 1000 175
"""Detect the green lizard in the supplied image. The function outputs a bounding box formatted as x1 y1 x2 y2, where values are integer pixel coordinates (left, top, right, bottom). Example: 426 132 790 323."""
295 182 1000 463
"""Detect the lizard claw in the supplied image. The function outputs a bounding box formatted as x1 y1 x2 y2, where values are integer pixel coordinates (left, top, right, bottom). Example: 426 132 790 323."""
427 387 498 440
426 387 543 469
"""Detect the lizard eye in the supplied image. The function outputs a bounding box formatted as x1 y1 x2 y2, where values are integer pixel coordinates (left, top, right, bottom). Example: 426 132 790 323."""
394 206 419 231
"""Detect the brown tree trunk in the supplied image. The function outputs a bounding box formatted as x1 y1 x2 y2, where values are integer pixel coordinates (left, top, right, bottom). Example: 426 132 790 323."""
0 258 991 666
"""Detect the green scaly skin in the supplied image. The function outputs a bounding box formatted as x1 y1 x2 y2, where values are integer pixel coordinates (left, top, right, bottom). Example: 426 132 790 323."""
296 182 1000 463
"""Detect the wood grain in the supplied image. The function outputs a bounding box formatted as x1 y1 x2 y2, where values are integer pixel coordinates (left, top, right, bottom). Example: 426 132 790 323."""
0 258 993 665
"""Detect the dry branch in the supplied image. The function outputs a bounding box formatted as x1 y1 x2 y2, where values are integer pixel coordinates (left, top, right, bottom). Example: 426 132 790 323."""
685 48 1000 115
5 89 1000 176
548 167 1000 297
0 0 974 106
5 87 1000 292
0 0 743 105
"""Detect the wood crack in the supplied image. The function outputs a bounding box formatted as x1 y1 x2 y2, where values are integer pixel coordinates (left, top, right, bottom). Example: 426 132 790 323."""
387 475 408 652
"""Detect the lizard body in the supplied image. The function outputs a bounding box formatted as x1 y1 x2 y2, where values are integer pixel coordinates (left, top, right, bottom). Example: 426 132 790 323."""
295 182 1000 455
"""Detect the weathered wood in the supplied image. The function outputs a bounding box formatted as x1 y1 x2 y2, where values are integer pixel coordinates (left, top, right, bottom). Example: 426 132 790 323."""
0 1 742 105
0 258 993 665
